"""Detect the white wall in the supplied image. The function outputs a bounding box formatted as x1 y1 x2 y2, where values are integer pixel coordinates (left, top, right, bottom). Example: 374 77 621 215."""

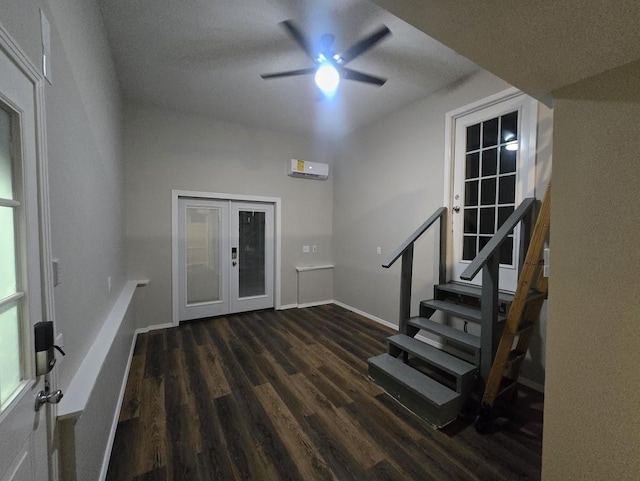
0 0 129 478
333 70 552 387
542 59 640 481
123 103 334 327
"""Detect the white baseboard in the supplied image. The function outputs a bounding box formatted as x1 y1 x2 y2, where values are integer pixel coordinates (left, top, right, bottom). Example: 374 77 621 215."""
136 322 175 334
297 299 334 309
332 300 398 331
278 303 299 310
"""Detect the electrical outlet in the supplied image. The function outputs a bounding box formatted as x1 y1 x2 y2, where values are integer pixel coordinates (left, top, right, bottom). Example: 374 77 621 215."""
303 245 310 253
377 247 382 255
108 276 112 292
312 245 317 253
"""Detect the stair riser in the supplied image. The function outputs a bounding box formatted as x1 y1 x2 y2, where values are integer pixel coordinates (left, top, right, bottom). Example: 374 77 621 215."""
368 364 460 428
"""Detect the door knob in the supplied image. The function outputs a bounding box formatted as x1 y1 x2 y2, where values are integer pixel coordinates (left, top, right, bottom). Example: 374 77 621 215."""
35 389 63 411
452 206 461 213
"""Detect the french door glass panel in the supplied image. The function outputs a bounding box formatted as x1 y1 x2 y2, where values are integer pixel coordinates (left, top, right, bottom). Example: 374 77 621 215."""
186 206 221 304
178 199 229 321
0 106 12 198
0 206 17 300
0 106 22 409
230 203 274 313
238 210 266 298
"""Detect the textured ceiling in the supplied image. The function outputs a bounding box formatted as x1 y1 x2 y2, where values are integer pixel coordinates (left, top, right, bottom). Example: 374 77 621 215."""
373 0 640 100
97 0 479 139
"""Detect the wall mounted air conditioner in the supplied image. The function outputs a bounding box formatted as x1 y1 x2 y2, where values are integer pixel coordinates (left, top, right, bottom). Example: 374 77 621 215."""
286 159 329 180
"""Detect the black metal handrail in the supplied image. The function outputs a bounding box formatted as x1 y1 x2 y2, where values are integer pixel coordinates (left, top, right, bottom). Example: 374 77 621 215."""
383 207 447 334
383 207 447 269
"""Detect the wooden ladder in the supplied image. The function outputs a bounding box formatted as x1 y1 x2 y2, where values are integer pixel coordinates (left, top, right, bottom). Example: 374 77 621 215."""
475 184 551 431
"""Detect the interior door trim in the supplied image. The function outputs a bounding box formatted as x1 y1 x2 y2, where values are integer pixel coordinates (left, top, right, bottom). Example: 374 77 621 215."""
171 190 282 326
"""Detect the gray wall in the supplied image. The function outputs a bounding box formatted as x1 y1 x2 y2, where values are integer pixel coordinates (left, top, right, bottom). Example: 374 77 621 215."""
123 103 334 327
0 0 129 478
542 59 640 481
333 70 552 387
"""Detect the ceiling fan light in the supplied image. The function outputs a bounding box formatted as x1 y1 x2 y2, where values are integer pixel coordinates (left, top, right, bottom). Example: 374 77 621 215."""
315 63 339 95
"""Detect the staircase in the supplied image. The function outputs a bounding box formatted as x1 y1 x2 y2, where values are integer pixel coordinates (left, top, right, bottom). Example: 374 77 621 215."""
368 188 550 429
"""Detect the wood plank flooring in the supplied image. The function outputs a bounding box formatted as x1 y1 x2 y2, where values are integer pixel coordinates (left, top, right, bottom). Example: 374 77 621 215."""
106 304 543 481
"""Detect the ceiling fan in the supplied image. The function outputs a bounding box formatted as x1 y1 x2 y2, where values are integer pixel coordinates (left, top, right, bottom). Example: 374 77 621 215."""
260 20 391 95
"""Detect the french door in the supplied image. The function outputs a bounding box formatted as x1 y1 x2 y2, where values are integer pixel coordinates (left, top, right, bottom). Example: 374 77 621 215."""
449 91 537 291
0 34 50 481
177 198 274 321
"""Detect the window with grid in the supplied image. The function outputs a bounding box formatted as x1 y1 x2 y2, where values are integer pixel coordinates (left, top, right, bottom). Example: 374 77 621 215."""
462 110 518 265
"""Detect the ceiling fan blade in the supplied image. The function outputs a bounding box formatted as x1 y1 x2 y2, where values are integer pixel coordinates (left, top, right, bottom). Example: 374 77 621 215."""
339 26 391 64
260 67 316 79
280 20 316 60
340 67 387 86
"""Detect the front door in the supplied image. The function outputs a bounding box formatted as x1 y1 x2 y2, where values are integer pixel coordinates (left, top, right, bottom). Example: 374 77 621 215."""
449 91 537 291
0 40 49 481
177 198 274 321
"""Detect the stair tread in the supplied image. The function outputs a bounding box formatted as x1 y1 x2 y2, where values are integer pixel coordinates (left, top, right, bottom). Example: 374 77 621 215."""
368 354 459 407
421 299 506 323
436 282 516 303
387 334 476 377
436 282 546 304
408 317 481 350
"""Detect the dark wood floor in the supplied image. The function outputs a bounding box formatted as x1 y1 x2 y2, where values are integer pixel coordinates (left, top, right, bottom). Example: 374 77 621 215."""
106 304 543 481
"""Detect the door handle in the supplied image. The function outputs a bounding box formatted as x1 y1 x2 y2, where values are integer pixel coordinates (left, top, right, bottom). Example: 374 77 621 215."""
35 389 63 411
232 260 237 266
452 206 461 214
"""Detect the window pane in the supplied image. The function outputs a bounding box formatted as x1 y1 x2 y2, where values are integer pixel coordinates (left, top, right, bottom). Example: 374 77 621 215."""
465 152 479 179
463 236 476 261
482 118 498 148
481 148 497 176
238 210 266 298
0 206 17 300
480 178 496 205
498 206 515 229
479 236 491 252
500 236 514 266
464 180 478 207
466 123 480 152
499 175 516 204
0 303 22 406
500 111 518 143
479 207 495 234
186 207 221 304
0 106 12 200
500 146 517 173
464 208 477 234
